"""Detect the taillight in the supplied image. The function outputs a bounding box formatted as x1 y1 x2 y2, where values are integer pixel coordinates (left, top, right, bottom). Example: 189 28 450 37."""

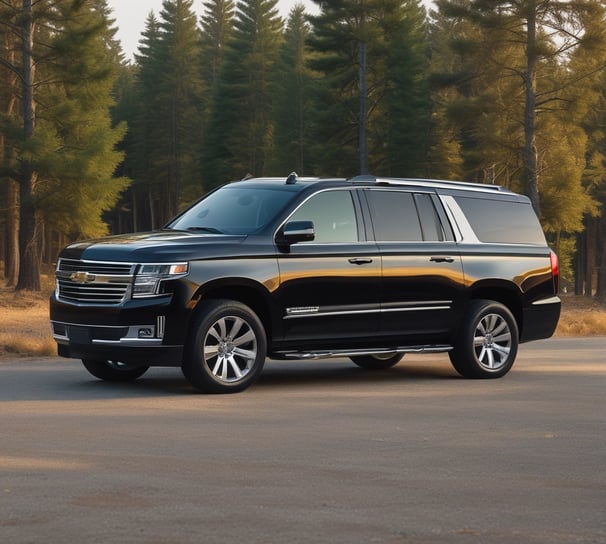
550 250 559 294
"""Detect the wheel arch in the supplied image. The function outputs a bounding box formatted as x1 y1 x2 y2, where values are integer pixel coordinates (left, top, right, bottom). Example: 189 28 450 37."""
467 281 523 337
188 279 274 349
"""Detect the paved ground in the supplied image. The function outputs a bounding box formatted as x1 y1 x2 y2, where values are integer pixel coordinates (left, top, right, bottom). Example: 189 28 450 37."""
1 337 605 543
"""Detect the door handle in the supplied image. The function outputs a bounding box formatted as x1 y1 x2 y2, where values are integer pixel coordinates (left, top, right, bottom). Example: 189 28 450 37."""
430 256 455 263
348 258 373 265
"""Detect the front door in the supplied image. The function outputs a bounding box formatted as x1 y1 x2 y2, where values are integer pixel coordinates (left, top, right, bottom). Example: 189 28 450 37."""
276 189 381 349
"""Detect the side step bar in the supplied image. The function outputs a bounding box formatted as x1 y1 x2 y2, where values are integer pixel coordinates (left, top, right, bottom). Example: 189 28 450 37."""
273 345 453 360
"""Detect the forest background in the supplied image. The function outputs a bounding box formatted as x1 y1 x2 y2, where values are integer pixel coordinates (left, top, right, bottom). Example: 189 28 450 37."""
1 0 606 300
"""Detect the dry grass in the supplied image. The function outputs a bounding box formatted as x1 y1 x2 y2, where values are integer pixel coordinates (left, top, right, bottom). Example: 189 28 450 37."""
0 276 56 357
555 295 606 337
0 279 605 358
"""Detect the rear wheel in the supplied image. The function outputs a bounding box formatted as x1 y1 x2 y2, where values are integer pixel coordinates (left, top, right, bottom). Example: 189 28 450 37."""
350 353 403 370
182 299 266 393
449 299 518 379
81 359 149 382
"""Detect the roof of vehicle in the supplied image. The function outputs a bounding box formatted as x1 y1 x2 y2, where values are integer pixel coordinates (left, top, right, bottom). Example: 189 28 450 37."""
236 173 516 196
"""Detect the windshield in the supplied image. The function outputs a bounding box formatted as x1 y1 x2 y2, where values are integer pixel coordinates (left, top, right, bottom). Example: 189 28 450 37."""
167 185 297 235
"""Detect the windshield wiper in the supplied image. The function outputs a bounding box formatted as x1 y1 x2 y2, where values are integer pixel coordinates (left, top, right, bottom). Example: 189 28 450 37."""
184 226 224 234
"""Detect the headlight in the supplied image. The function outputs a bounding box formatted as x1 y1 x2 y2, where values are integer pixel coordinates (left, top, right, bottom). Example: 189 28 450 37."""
133 263 189 298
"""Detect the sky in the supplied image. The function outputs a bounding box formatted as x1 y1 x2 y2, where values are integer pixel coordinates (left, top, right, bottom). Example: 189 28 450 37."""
106 1 319 61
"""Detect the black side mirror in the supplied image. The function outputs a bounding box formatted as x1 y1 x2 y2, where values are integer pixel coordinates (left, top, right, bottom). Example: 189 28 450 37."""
277 220 315 245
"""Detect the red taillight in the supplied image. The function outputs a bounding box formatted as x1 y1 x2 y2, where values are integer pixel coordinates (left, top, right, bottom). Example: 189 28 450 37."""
550 250 559 294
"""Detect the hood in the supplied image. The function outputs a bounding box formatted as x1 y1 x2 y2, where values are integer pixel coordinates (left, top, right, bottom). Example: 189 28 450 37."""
60 230 249 262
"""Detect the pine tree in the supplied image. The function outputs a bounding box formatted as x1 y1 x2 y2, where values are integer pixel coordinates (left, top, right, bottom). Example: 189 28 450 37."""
435 0 606 217
199 0 235 188
37 0 129 241
131 1 204 226
307 0 431 177
131 12 164 229
0 0 128 290
204 0 283 186
380 0 431 177
0 0 20 285
200 0 236 105
156 0 204 215
269 3 314 174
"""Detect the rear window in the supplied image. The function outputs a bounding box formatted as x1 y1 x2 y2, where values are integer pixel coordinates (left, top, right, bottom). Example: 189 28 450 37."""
455 196 546 245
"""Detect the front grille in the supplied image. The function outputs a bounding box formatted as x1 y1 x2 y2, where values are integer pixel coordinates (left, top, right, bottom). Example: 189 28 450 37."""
56 258 135 304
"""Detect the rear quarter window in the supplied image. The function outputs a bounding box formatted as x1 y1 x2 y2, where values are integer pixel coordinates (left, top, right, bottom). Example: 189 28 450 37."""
454 196 546 245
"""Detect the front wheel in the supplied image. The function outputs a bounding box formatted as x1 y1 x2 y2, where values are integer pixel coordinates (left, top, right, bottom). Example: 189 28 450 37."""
449 300 518 379
182 299 267 393
350 353 403 370
81 359 149 382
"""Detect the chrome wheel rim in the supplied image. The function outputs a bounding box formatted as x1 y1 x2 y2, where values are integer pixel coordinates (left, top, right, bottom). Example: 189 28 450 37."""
106 360 136 371
203 315 257 384
473 313 512 371
372 353 397 361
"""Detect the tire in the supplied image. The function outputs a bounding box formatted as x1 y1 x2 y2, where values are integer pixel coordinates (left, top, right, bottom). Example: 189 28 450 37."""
350 353 403 370
449 299 518 379
182 299 267 393
81 359 149 382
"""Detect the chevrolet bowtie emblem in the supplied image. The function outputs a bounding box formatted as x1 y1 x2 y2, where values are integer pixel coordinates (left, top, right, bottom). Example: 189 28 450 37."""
70 271 96 283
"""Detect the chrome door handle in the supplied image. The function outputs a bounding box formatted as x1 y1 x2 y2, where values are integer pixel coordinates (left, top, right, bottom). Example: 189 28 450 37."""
430 256 455 263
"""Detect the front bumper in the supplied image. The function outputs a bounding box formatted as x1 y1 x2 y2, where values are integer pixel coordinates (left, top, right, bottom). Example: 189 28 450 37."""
50 292 190 366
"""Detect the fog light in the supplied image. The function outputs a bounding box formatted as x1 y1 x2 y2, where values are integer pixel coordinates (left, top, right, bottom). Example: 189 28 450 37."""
138 328 153 338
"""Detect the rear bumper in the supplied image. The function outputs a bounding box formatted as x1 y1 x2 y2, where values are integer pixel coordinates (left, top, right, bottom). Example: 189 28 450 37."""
520 296 561 343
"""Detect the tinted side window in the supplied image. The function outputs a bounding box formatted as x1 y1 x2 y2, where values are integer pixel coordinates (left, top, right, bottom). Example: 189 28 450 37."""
289 190 358 243
455 196 546 245
367 190 422 241
415 193 445 242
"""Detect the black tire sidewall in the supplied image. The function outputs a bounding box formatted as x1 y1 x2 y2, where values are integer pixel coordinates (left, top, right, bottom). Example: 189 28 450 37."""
350 354 403 370
81 359 149 382
183 299 267 393
450 300 519 379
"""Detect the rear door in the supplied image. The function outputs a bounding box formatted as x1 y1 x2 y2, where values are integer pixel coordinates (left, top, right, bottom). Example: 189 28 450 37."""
364 188 465 343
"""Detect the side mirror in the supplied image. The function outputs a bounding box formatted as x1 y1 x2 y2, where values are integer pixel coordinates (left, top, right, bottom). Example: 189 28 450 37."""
278 220 315 245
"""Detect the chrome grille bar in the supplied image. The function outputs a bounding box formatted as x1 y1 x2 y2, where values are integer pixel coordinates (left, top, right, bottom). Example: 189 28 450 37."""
56 258 135 304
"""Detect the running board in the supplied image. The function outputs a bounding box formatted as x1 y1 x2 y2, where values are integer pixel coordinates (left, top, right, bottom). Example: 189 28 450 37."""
273 345 452 360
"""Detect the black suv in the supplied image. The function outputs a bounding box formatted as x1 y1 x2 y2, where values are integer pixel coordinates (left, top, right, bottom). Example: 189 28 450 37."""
50 174 561 393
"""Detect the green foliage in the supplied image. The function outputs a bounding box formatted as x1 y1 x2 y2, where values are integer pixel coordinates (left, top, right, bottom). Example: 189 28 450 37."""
269 4 314 174
1 0 129 241
36 0 129 238
307 0 431 177
203 0 283 186
3 0 606 292
127 1 204 226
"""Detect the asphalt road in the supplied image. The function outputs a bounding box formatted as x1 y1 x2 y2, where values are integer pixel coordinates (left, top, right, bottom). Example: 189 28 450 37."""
1 337 605 544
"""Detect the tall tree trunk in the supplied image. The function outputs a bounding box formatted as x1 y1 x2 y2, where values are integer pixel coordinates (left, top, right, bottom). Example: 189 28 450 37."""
575 231 585 296
2 26 19 285
584 217 596 297
16 0 41 291
359 39 368 175
523 3 540 217
597 213 606 302
4 179 20 285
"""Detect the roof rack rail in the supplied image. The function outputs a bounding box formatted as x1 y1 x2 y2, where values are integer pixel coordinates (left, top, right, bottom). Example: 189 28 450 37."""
347 175 505 192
